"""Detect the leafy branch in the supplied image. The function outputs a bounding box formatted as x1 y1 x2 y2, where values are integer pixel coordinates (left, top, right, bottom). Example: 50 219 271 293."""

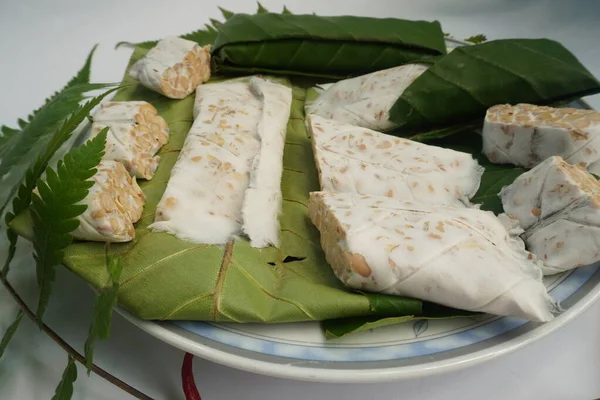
0 274 153 399
84 247 123 373
30 129 108 325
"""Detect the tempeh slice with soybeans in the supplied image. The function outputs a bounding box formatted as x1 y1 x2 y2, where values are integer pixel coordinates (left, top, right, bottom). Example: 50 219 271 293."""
70 160 145 242
309 191 558 321
90 101 169 180
150 77 291 245
308 115 484 207
500 156 600 275
483 103 600 173
305 64 428 131
129 36 211 99
241 78 292 248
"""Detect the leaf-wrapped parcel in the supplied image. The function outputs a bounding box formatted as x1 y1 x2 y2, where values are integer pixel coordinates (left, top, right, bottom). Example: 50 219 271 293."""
389 39 600 132
309 191 559 321
211 13 446 79
8 46 466 324
500 156 600 275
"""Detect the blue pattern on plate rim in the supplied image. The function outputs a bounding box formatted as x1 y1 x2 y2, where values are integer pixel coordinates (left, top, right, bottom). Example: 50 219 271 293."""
175 265 599 362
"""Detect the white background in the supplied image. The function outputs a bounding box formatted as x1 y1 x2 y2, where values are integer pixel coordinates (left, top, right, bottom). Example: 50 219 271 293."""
1 1 600 399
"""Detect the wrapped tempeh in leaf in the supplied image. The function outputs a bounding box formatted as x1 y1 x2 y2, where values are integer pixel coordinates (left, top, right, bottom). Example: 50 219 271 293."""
71 160 145 242
308 115 484 207
388 39 600 132
90 101 169 180
211 13 446 79
129 36 211 99
500 156 600 275
309 191 558 321
305 64 428 131
149 77 292 246
483 103 600 174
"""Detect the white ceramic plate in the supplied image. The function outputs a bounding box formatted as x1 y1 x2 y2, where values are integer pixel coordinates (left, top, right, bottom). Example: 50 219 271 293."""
116 38 600 383
117 262 600 383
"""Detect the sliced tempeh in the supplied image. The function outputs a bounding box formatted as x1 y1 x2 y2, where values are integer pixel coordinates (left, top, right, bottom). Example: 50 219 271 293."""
241 78 293 248
150 77 291 246
129 36 211 99
309 191 558 321
305 64 428 131
483 103 600 173
308 115 484 207
90 101 169 180
500 156 600 275
71 160 145 242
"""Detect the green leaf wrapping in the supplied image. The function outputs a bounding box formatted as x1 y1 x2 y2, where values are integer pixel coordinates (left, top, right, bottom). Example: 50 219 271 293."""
51 356 78 400
11 47 441 323
211 13 446 79
30 130 107 325
84 251 123 373
0 311 23 359
389 39 600 132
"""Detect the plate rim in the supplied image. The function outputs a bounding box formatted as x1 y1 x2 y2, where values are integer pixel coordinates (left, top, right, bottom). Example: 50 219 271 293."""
116 273 600 383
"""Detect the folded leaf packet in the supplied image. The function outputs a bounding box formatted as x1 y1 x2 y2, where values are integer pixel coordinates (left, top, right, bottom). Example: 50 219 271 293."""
89 101 170 180
483 103 600 174
305 64 428 131
211 13 446 79
389 39 600 132
309 191 558 321
129 36 211 99
308 115 484 207
149 76 292 247
500 156 600 275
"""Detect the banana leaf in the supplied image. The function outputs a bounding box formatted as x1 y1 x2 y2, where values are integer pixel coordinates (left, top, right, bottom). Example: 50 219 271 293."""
10 46 463 324
388 38 600 132
211 13 446 79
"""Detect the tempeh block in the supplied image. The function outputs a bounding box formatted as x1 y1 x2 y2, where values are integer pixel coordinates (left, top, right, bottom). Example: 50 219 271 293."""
129 36 211 99
90 101 169 180
309 191 558 321
308 115 484 207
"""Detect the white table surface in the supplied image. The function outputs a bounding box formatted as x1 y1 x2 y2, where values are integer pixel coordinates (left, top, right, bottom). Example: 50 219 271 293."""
1 1 600 399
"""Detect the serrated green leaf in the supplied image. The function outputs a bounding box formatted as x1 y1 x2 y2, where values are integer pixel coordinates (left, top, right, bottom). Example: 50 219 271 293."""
51 356 77 400
2 228 17 277
84 251 123 374
218 6 234 20
464 34 487 44
211 13 446 79
0 311 23 359
1 87 118 278
0 45 98 154
282 6 292 14
389 39 600 132
31 130 107 325
256 1 268 13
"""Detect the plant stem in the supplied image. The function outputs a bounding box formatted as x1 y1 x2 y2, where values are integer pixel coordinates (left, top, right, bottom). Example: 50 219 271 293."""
0 275 154 400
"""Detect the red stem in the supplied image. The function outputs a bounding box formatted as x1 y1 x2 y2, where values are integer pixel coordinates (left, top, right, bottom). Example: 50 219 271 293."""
181 352 202 400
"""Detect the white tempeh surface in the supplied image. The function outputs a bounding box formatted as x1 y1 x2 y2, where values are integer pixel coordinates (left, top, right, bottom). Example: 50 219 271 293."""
500 156 600 275
305 64 428 131
309 191 557 321
150 77 291 246
241 78 292 248
308 115 484 207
